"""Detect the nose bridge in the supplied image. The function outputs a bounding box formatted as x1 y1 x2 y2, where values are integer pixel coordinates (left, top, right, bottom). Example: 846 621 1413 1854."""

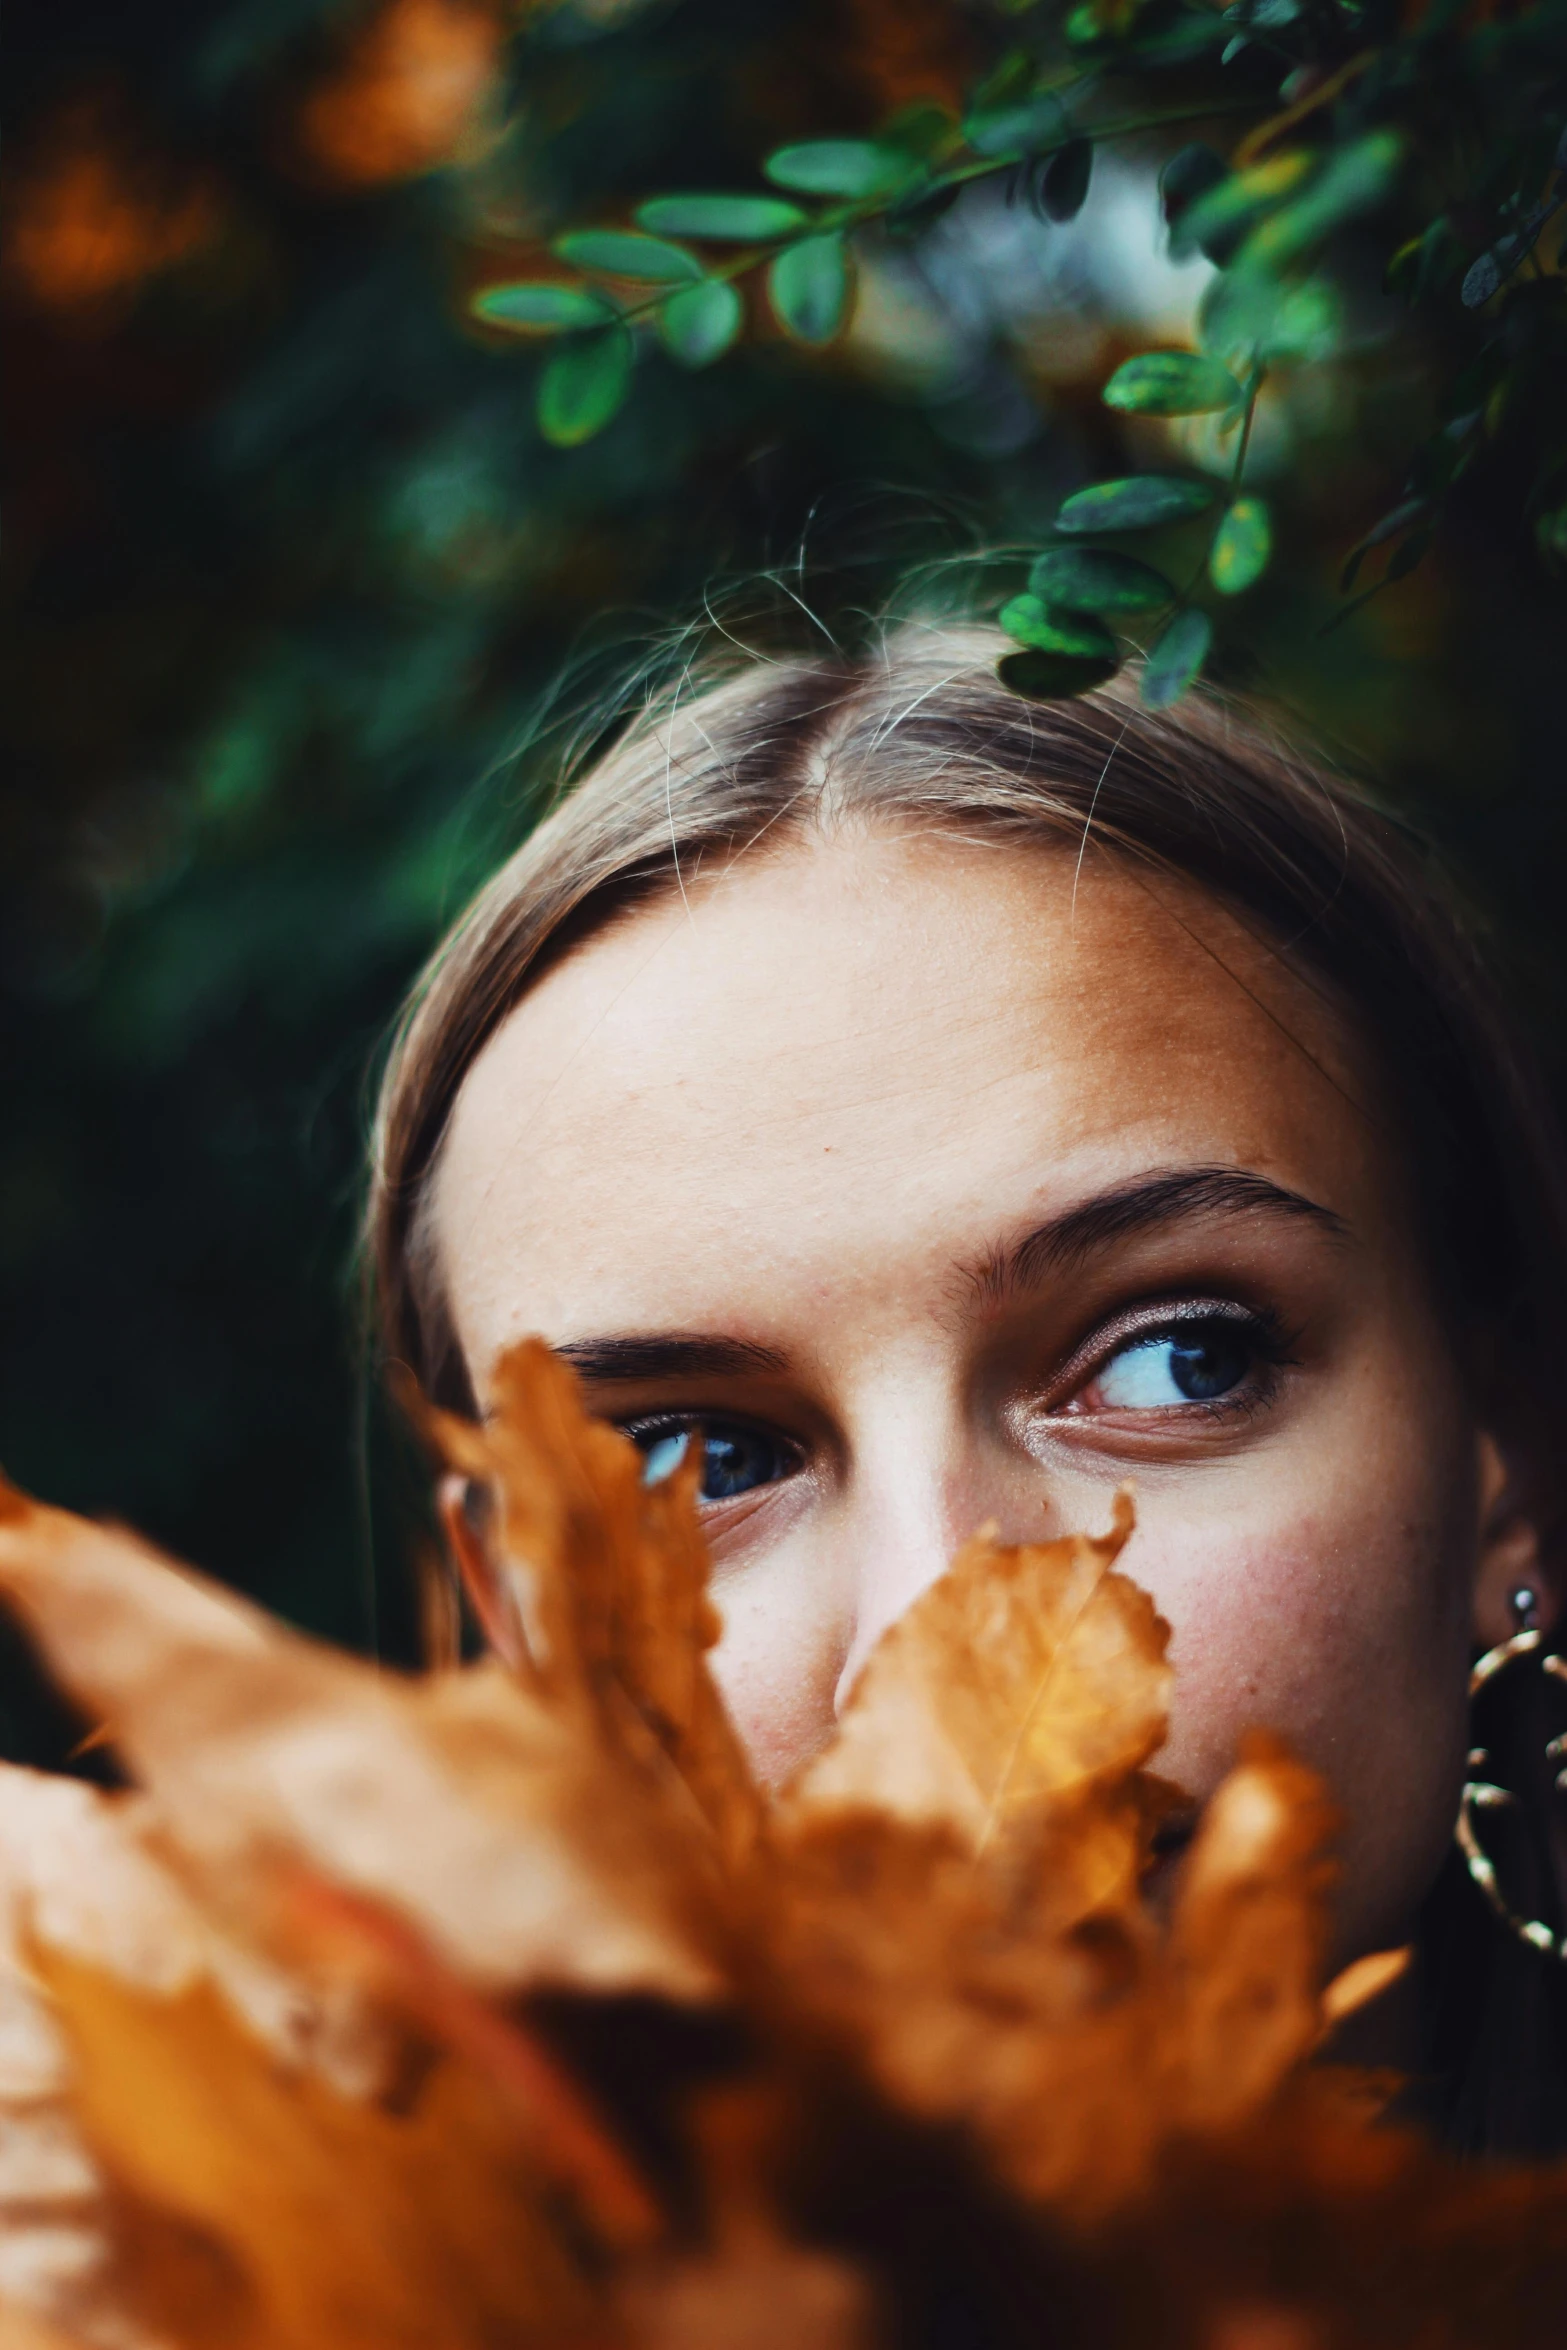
829 1358 982 1714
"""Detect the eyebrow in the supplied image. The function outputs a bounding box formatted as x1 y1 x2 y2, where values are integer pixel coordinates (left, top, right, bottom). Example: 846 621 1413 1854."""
554 1333 789 1385
551 1169 1347 1384
965 1166 1350 1311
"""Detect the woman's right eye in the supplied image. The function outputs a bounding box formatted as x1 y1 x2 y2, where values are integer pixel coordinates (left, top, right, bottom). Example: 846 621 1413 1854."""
632 1420 802 1504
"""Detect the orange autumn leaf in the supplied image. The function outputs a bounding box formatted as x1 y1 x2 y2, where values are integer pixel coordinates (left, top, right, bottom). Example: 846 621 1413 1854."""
415 1339 762 1867
785 1490 1171 1930
1160 1732 1343 2135
789 1491 1164 1844
35 1952 602 2350
0 1481 719 2005
0 2316 97 2350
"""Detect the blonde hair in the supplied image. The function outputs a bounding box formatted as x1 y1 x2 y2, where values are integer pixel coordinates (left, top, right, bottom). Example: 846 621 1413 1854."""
368 620 1567 1426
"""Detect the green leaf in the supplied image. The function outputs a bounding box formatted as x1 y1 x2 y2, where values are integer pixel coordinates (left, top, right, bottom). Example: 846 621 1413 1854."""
553 230 703 283
470 282 613 334
1140 608 1212 709
1170 150 1314 261
1386 525 1433 582
1535 503 1567 569
1160 143 1225 226
967 47 1033 114
998 596 1116 658
1130 13 1229 58
997 648 1118 702
1102 352 1242 417
881 101 955 160
1387 215 1462 303
1039 138 1093 223
1198 269 1341 366
536 329 634 446
1028 547 1175 613
1208 497 1272 594
1238 132 1405 272
1056 476 1217 532
768 233 848 343
656 277 743 367
635 193 808 241
763 140 909 199
1341 498 1427 590
962 92 1069 158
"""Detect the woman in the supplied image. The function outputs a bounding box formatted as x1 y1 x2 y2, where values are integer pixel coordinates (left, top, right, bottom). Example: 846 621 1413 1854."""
369 621 1567 2154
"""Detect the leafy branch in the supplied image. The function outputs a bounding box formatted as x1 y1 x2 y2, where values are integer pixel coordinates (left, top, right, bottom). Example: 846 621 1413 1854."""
471 0 1567 710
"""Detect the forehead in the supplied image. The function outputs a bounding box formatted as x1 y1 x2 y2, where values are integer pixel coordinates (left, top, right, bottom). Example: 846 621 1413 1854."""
434 829 1390 1363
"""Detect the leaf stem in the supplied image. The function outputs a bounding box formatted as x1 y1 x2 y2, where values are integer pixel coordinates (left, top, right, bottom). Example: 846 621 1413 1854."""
569 95 1271 338
1231 365 1266 492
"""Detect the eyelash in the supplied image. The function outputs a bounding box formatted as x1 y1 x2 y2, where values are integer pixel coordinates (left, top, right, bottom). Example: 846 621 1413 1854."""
622 1414 806 1505
1047 1301 1298 1421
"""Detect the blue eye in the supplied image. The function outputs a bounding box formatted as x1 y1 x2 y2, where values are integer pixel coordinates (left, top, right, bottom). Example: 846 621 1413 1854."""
1094 1324 1254 1409
635 1421 799 1501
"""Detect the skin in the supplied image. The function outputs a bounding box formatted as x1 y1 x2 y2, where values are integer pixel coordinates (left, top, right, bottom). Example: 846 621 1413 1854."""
433 828 1552 1965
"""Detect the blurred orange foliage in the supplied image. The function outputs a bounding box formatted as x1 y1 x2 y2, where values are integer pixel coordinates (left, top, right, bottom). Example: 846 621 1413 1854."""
3 101 220 321
294 0 506 188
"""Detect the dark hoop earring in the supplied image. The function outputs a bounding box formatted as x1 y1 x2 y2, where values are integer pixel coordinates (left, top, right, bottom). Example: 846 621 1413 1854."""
1457 1584 1567 1961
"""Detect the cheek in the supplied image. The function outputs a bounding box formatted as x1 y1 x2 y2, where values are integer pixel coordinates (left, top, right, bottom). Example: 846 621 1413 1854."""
704 1544 850 1789
1145 1453 1477 1952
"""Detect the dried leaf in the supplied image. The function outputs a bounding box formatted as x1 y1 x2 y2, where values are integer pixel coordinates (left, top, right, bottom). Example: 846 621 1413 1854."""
614 2091 878 2350
1161 1732 1340 2133
0 2310 100 2350
0 1484 719 2006
414 1340 761 1866
1320 1943 1412 2028
787 1493 1167 1897
38 1952 601 2350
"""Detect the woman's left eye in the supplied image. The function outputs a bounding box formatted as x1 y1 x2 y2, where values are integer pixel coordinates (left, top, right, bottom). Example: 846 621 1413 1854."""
1084 1322 1259 1411
634 1420 800 1502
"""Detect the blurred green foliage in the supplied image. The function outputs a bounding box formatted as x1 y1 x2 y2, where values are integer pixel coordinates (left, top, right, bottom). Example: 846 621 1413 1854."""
4 0 1567 1707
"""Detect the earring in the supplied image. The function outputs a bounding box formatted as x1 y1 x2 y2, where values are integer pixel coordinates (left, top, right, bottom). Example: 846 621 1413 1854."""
1456 1585 1567 1960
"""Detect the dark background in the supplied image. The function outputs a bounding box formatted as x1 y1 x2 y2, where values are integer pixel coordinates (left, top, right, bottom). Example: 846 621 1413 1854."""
5 0 1565 1707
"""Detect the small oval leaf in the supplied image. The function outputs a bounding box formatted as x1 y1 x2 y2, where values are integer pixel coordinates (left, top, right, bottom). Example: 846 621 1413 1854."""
1040 137 1093 223
1160 142 1225 225
635 193 808 241
1056 475 1216 532
1028 546 1175 613
999 596 1116 659
536 329 634 446
471 281 613 334
768 232 848 343
1238 131 1404 272
1103 351 1242 417
997 648 1118 702
1208 497 1272 595
1140 608 1212 708
763 139 909 199
1198 269 1341 365
656 277 743 368
963 92 1068 158
553 229 703 283
1170 150 1314 261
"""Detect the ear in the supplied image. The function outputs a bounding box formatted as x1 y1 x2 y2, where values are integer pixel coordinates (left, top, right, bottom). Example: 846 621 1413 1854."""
436 1473 524 1665
1471 1430 1561 1646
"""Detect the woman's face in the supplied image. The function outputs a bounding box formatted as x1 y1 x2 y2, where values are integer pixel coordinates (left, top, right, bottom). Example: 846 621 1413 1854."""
435 829 1517 1961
